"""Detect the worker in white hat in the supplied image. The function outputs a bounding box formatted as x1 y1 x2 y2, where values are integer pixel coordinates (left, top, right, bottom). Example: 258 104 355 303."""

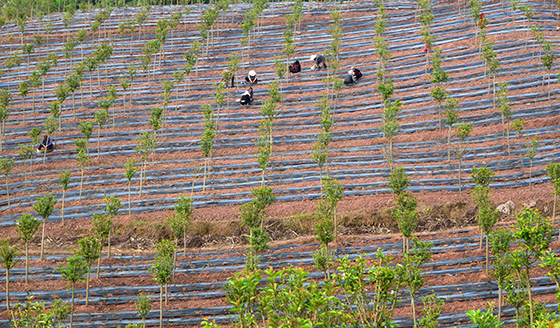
245 70 258 84
310 54 327 71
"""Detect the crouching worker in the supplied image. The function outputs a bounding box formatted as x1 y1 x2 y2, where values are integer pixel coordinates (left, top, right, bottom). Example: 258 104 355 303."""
37 135 54 153
310 54 327 71
237 87 253 105
289 60 301 73
245 70 258 84
344 66 363 86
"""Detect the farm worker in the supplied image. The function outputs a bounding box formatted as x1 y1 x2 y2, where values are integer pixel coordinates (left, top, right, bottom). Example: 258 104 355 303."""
344 66 363 85
350 66 362 80
37 135 54 153
221 69 235 88
238 87 253 105
289 60 301 73
245 70 258 84
310 54 327 71
344 73 355 85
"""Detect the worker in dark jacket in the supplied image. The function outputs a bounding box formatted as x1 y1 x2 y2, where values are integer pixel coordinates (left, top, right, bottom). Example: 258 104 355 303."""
289 60 301 73
344 66 363 85
310 54 327 71
239 87 253 105
37 135 54 152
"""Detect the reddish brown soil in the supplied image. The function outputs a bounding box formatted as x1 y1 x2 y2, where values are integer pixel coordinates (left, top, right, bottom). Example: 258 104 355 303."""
0 0 559 326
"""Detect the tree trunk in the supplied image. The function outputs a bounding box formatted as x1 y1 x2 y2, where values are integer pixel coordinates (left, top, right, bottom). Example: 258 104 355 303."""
25 242 29 283
62 189 66 223
529 161 533 190
108 230 111 259
202 159 207 192
5 177 10 208
498 286 502 320
447 126 451 160
79 168 84 200
70 288 75 328
485 234 489 274
40 218 46 260
527 273 534 327
159 284 163 328
128 180 132 215
410 291 417 328
97 251 102 279
506 124 510 156
459 156 463 193
5 269 9 311
86 268 90 306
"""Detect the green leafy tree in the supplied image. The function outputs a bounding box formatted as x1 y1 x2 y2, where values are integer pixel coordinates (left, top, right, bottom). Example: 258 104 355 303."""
150 239 175 328
58 255 88 328
149 106 164 137
28 128 41 176
455 122 473 192
95 108 109 158
240 186 276 254
123 159 137 215
75 237 101 306
400 239 432 327
66 72 82 118
29 70 41 112
135 132 156 196
33 195 57 261
16 214 40 283
79 121 94 154
104 196 121 259
0 158 15 208
0 239 19 311
511 208 553 326
10 296 70 328
539 250 560 311
381 100 402 172
92 213 111 278
388 166 410 196
418 294 445 328
59 170 71 223
394 191 419 253
443 97 459 160
18 81 29 120
135 293 152 328
18 144 34 191
526 137 539 190
200 104 216 192
471 166 499 270
466 303 503 328
313 177 343 278
75 148 90 200
0 89 13 151
546 163 560 225
511 118 526 167
489 229 514 318
337 250 404 327
497 82 512 155
166 195 193 258
430 86 447 128
311 95 332 180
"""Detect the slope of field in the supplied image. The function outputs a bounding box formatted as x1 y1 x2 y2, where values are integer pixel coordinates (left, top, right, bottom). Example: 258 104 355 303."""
0 0 559 326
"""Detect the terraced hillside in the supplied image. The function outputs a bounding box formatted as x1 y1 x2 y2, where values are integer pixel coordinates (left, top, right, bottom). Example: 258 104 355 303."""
0 0 559 326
